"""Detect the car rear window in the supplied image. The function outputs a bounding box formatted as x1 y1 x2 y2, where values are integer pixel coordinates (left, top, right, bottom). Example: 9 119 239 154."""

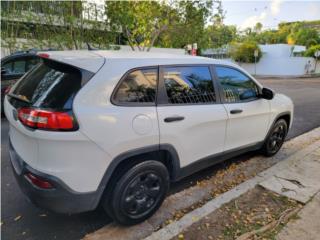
9 59 90 110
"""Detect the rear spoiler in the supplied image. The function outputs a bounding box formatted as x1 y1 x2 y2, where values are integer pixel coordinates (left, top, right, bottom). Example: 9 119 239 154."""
37 50 105 73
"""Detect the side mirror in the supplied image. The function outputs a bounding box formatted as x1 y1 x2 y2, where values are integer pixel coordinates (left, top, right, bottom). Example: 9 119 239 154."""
261 87 274 100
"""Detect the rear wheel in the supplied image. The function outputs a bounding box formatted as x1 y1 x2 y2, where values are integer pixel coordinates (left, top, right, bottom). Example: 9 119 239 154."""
261 119 288 157
103 160 169 225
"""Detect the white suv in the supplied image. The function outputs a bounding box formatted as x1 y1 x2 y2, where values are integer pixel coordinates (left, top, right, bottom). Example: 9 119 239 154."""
4 51 293 225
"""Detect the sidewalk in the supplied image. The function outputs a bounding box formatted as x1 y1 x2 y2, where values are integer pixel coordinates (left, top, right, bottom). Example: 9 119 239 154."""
276 192 320 240
83 128 320 240
148 138 320 240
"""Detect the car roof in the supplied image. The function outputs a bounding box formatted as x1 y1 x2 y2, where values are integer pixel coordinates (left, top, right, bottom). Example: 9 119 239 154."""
38 50 239 73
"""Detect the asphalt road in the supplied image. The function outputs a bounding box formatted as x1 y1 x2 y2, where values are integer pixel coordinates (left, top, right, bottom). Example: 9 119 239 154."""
1 77 320 240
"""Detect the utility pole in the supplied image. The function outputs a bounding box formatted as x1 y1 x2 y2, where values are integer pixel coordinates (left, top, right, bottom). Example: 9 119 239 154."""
254 49 259 76
315 50 320 73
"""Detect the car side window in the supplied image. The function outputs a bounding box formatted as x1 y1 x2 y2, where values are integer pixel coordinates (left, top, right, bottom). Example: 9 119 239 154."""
2 61 13 74
163 66 216 104
215 66 259 103
12 60 26 74
113 68 157 104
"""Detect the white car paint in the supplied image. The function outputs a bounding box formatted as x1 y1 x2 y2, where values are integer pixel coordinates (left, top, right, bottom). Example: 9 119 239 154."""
5 51 294 194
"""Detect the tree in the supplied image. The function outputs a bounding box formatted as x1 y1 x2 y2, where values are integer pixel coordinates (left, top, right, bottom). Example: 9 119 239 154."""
1 1 115 53
229 41 262 63
254 22 263 33
206 24 237 48
304 44 320 57
292 28 320 47
105 0 216 51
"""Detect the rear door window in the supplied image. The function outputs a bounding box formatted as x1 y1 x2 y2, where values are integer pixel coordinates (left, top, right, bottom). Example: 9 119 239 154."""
163 66 216 104
10 59 89 110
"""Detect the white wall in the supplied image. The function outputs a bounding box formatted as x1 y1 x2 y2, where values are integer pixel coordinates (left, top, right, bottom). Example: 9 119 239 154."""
238 57 319 76
221 44 319 76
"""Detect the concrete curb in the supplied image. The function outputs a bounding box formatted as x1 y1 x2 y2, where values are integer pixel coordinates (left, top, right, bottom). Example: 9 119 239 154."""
144 139 320 240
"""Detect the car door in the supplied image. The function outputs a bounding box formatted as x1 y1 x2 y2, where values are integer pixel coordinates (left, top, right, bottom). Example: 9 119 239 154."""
157 65 228 168
214 65 270 151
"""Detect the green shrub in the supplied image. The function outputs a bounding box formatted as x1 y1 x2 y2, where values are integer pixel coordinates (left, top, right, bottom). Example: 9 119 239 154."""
229 41 262 63
304 44 320 58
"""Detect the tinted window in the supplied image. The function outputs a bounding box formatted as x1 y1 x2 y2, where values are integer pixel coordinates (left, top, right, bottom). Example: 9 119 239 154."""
26 57 40 71
114 68 157 104
2 61 13 74
164 66 215 104
215 66 259 103
12 60 26 74
11 60 83 110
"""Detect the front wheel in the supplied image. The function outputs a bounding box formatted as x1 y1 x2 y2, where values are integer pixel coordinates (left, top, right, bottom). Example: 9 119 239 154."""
103 161 169 225
261 119 288 157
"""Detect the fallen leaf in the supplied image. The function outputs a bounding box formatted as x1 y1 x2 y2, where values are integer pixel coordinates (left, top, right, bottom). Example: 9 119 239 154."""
39 214 47 217
178 234 184 239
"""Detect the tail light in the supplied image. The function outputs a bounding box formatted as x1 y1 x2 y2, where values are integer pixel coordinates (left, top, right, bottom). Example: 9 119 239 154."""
37 53 50 58
25 173 54 189
18 107 77 131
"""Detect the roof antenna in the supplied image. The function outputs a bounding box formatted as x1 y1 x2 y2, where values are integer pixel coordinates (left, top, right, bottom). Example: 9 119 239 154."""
86 42 98 51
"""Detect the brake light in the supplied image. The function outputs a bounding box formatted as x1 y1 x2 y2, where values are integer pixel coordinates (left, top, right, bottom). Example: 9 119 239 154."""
37 53 50 58
25 173 54 189
18 107 75 130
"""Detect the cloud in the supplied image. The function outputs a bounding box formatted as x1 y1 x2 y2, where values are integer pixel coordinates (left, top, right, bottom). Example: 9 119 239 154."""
271 0 283 16
241 11 267 30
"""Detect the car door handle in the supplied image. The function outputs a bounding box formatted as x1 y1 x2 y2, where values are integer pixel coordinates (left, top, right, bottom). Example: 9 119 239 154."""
230 109 243 114
164 116 185 123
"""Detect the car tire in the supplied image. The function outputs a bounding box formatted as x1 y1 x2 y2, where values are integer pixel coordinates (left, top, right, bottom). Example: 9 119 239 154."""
261 119 288 157
103 160 169 225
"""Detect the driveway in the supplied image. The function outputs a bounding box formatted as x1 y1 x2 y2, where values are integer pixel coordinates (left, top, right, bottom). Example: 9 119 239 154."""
1 77 320 240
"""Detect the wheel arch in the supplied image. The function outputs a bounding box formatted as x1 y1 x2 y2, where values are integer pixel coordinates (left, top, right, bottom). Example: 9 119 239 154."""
92 144 181 208
275 112 291 128
265 111 291 142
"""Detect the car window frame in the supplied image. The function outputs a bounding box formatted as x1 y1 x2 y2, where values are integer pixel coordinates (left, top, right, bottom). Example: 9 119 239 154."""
111 66 159 107
212 64 262 104
157 64 221 106
25 56 41 72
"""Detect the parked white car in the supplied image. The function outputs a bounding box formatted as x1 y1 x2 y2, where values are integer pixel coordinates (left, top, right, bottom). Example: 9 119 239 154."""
4 51 293 225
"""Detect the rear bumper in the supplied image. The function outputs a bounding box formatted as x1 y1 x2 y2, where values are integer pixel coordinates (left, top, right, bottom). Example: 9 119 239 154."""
9 139 100 214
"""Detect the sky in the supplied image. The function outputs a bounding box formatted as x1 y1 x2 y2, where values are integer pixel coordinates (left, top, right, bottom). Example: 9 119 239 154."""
221 0 320 30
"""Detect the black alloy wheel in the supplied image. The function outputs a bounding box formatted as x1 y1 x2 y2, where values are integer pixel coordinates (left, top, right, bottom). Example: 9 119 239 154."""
121 171 162 217
104 160 169 225
262 119 288 156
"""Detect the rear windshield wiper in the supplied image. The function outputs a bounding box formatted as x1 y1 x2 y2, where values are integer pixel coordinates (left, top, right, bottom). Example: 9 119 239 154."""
7 93 30 104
